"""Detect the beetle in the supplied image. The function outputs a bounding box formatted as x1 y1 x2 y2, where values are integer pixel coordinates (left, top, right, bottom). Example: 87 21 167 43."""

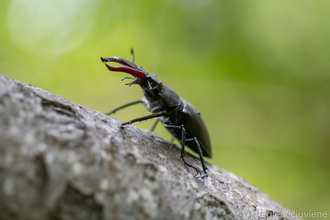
101 50 211 177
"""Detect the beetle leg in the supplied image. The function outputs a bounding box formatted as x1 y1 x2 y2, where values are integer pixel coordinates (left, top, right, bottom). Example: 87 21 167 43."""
180 126 206 176
182 137 204 177
105 100 143 115
139 98 151 112
105 98 150 115
180 126 187 158
121 111 167 129
150 118 160 132
163 124 203 175
192 137 208 178
167 124 204 176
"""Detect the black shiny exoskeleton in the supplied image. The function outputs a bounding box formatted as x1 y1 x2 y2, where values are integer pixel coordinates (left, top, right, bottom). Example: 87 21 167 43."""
101 50 212 177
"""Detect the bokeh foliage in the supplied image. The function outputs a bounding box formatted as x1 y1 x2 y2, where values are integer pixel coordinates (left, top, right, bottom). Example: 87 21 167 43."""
1 0 329 217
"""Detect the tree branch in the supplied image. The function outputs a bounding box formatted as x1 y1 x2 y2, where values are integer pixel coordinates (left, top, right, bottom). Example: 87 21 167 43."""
0 73 299 220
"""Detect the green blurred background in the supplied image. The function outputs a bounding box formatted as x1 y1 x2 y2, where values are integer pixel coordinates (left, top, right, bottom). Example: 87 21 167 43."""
1 0 329 217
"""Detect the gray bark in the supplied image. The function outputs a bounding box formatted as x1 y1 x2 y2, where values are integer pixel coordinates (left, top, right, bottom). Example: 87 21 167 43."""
0 73 298 220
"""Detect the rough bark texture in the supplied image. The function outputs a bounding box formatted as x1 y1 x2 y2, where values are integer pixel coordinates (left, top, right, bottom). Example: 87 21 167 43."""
0 73 298 220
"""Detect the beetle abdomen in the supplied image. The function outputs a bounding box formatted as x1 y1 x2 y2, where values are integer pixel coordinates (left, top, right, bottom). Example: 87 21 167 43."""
181 99 212 158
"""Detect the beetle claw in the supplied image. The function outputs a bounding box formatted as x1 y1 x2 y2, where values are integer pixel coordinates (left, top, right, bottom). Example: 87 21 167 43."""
200 172 208 179
120 122 130 129
181 155 207 178
120 122 131 134
193 169 208 179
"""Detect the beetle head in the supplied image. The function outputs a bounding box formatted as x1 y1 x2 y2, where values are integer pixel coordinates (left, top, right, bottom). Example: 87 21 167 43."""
101 56 164 92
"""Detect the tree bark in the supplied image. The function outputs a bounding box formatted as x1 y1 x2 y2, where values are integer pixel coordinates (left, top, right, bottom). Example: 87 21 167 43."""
0 73 298 220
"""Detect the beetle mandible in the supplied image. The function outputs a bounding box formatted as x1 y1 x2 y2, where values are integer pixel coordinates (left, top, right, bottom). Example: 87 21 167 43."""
101 49 211 177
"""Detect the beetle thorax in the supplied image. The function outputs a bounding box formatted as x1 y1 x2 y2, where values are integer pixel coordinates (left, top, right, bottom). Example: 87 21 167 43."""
141 84 181 114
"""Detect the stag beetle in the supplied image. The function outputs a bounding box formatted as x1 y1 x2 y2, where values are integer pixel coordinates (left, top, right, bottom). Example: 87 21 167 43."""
101 50 211 177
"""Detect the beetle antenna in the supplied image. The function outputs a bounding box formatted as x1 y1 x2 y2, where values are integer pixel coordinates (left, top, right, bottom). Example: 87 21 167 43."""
131 48 135 63
121 76 138 86
125 80 138 86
